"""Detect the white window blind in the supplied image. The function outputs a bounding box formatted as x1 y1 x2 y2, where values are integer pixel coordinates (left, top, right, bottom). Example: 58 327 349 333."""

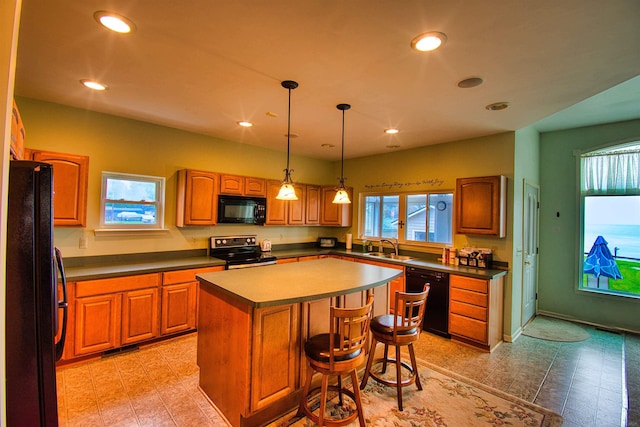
581 149 640 195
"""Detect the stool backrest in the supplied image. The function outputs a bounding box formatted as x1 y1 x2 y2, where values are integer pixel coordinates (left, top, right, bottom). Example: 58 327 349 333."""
392 285 430 342
329 294 374 369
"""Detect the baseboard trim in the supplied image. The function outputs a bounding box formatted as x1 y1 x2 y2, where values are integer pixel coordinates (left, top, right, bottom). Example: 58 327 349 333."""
536 310 640 336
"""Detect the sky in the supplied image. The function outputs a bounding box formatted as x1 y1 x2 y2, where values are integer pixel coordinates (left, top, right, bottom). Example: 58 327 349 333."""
585 196 640 225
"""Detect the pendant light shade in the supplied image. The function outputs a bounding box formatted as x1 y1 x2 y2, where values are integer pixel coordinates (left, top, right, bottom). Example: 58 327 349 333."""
333 103 351 204
276 80 299 201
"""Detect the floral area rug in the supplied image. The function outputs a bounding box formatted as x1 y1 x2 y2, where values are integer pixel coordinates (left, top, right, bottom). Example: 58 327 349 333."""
270 358 562 427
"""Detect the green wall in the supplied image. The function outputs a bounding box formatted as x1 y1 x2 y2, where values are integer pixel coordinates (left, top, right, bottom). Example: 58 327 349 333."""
16 97 340 257
18 97 523 334
539 118 640 332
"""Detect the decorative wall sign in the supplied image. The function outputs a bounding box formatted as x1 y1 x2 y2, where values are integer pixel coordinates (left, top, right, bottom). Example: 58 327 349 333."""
364 178 444 190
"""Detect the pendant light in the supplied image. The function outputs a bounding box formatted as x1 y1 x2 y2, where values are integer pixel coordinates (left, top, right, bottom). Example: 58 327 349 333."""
276 80 299 200
332 103 351 204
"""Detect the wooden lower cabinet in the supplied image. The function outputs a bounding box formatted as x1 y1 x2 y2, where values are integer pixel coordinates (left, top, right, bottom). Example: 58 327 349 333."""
73 274 160 357
161 266 222 335
449 274 504 352
121 288 160 345
161 283 197 335
75 293 121 356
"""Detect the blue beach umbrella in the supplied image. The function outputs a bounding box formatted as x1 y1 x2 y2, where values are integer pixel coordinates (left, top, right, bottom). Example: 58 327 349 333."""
583 236 623 280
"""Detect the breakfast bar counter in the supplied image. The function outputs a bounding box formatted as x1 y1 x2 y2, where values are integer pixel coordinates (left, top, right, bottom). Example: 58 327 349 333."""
196 258 402 427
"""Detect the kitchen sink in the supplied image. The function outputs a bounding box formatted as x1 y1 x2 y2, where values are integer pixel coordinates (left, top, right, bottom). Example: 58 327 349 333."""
365 252 413 261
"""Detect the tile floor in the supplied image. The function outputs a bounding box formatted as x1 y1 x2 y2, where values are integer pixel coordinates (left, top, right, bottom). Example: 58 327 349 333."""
56 321 633 427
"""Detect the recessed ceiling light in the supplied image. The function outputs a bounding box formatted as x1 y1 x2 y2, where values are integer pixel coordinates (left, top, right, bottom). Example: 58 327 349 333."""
411 31 447 52
80 79 108 91
237 121 253 127
485 102 510 111
94 11 135 34
384 128 399 135
458 77 484 88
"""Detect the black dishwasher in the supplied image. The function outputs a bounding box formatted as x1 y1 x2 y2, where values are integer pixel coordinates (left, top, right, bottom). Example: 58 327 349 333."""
405 266 450 338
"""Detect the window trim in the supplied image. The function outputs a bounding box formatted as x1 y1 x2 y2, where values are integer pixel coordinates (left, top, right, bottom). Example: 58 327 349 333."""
576 139 640 300
97 171 167 233
358 190 454 248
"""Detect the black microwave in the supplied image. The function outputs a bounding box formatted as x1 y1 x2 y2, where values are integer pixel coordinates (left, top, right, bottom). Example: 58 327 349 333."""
218 196 266 225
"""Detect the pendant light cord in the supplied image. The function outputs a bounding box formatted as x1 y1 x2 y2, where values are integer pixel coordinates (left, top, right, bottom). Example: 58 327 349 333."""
340 108 345 183
286 85 292 175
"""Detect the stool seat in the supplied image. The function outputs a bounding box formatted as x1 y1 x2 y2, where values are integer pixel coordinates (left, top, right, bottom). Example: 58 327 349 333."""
304 333 362 363
297 295 374 427
371 315 419 336
360 286 430 411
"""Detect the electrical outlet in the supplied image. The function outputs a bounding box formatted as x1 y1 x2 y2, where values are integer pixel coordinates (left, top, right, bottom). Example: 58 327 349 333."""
79 236 88 249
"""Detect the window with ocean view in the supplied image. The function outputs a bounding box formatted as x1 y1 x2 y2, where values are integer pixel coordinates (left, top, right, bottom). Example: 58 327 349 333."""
580 143 640 297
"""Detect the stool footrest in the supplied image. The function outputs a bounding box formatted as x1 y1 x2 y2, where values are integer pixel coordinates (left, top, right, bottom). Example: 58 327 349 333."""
365 357 419 388
298 384 360 427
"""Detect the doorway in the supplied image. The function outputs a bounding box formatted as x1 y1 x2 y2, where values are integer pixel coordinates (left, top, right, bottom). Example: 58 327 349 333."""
522 181 540 326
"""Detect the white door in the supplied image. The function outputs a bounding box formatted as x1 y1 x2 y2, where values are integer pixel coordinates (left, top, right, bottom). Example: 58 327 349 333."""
522 181 540 325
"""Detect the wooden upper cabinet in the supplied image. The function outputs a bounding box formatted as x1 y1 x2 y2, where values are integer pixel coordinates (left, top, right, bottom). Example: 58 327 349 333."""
266 179 288 225
305 185 321 225
30 150 89 227
176 169 218 227
455 175 506 238
288 184 306 225
10 99 25 160
220 174 266 197
320 186 352 227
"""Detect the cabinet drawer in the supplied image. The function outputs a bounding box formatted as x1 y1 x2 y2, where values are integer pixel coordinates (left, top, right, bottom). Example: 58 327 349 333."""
450 288 488 307
450 313 487 343
450 300 487 321
450 275 488 293
76 273 160 297
163 266 223 285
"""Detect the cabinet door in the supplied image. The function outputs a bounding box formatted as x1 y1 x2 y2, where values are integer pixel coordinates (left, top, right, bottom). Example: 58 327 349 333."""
219 174 244 195
176 169 218 226
161 282 197 335
121 287 160 345
250 304 299 412
320 186 352 226
245 177 266 197
305 185 321 225
10 100 25 160
75 294 121 356
31 150 89 227
288 184 306 225
455 175 506 237
266 179 287 225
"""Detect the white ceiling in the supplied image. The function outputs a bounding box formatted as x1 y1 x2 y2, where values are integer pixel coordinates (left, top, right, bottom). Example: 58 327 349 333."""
14 0 640 161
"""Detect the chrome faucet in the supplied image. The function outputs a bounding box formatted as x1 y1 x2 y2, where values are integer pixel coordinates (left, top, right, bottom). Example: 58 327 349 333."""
378 238 399 256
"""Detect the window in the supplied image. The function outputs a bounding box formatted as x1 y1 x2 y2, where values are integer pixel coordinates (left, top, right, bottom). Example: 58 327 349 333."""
100 172 166 230
580 143 640 297
360 191 453 245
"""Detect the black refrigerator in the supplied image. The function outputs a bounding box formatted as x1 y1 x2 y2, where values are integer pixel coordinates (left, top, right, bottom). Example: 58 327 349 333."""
5 160 68 426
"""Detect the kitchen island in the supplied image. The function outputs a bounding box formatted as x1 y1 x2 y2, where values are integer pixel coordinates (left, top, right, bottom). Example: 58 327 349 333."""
196 258 402 427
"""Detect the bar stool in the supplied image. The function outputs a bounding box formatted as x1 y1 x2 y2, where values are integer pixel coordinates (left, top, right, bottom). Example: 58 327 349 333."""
297 294 374 427
360 286 429 411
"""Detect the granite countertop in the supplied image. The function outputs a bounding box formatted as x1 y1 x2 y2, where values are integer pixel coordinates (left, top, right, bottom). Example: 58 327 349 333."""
270 248 508 280
196 258 402 308
61 246 507 282
63 256 225 282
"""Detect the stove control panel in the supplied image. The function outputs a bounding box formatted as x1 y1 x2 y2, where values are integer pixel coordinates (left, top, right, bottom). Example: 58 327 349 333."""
210 235 257 249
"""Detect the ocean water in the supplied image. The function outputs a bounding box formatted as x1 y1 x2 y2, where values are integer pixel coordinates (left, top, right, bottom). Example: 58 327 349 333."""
584 224 640 260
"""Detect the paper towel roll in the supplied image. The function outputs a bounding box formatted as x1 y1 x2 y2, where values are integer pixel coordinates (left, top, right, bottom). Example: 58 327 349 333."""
346 233 353 250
